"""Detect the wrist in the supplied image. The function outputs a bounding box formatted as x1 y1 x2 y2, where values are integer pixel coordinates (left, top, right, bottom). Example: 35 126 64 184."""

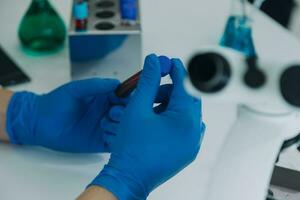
89 154 148 200
78 186 117 200
0 89 13 142
6 91 38 145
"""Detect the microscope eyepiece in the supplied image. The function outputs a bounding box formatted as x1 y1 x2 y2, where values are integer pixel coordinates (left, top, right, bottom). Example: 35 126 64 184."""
188 53 231 93
280 65 300 108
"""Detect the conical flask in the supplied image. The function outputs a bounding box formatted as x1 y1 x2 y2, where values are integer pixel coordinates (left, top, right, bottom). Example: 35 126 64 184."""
18 0 66 55
220 0 257 58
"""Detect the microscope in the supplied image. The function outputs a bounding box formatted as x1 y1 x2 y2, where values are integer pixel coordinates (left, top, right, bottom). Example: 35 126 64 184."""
185 46 300 200
184 0 300 199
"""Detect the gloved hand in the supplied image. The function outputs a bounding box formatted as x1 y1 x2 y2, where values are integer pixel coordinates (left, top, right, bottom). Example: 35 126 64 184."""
6 78 122 153
90 54 205 200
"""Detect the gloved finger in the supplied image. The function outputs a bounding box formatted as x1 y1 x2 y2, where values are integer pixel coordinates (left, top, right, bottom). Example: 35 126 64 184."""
167 58 195 112
100 116 119 134
200 123 206 143
128 54 161 111
153 84 173 113
192 122 206 150
103 131 116 151
110 77 172 108
153 103 168 113
109 93 130 106
67 78 120 98
155 84 173 104
193 98 202 120
108 105 125 122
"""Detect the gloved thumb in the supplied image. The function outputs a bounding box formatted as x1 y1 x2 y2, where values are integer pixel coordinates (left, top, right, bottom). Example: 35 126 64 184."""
129 54 161 110
67 78 120 98
167 58 196 112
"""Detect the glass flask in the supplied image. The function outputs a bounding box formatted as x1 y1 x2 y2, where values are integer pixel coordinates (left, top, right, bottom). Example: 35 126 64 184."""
18 0 66 55
220 0 257 58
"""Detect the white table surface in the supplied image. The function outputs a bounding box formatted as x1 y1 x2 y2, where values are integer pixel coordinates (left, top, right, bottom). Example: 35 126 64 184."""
0 0 300 199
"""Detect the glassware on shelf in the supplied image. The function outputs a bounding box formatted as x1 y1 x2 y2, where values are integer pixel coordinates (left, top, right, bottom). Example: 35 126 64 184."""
18 0 66 55
220 0 257 58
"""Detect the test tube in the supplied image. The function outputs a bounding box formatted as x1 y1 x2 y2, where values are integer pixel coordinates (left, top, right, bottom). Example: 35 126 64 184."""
119 0 137 25
115 56 172 98
74 1 88 31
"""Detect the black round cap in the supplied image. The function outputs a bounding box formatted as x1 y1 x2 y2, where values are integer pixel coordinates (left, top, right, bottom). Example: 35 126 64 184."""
280 65 300 107
96 1 115 8
95 22 115 30
96 11 115 19
188 53 231 93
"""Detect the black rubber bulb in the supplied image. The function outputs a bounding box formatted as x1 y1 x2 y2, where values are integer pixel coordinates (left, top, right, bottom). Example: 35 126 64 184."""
244 57 266 89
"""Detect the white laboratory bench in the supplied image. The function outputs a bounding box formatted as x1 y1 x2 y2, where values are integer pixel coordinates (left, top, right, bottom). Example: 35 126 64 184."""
0 0 300 199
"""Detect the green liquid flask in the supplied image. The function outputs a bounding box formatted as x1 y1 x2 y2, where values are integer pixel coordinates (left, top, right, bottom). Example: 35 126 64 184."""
18 0 66 55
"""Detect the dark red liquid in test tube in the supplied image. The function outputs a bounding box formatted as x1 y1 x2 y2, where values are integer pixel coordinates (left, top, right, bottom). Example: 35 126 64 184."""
115 56 172 98
74 1 88 32
115 71 142 97
75 19 88 31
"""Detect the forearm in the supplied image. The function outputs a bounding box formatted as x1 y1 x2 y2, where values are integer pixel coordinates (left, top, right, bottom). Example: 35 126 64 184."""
0 89 13 142
77 186 117 200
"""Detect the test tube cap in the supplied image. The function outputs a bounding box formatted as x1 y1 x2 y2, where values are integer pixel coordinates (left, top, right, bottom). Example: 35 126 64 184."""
159 55 172 77
74 2 88 20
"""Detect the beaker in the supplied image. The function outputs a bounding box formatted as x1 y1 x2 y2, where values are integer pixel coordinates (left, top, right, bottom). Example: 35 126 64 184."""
220 0 257 58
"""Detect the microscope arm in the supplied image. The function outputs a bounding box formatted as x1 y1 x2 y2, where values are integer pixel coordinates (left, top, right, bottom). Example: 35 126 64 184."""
205 106 300 200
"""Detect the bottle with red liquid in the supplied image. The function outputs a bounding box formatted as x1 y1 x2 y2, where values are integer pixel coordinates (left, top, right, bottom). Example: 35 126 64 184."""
74 1 88 31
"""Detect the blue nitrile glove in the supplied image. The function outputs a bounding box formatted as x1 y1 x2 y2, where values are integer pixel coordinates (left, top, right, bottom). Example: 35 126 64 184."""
6 78 123 153
91 54 206 200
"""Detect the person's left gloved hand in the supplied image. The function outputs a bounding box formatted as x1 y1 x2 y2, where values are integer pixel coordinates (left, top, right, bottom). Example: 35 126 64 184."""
6 78 122 153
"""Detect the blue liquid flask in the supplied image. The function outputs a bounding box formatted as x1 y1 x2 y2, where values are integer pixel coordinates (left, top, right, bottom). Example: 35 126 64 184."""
220 0 257 58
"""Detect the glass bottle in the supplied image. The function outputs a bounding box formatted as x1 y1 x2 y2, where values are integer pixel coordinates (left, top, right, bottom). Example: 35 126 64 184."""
18 0 66 55
220 0 257 58
74 1 88 32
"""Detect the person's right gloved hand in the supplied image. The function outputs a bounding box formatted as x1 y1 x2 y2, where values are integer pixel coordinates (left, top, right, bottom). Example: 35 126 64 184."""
90 54 206 200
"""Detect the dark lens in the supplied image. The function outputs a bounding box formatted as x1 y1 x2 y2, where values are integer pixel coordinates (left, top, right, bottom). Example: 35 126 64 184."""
188 53 231 93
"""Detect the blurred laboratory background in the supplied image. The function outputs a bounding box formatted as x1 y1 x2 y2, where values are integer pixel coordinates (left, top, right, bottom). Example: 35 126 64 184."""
251 0 300 39
0 0 300 200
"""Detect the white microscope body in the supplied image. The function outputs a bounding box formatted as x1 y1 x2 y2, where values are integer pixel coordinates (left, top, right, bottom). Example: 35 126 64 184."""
185 46 300 200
